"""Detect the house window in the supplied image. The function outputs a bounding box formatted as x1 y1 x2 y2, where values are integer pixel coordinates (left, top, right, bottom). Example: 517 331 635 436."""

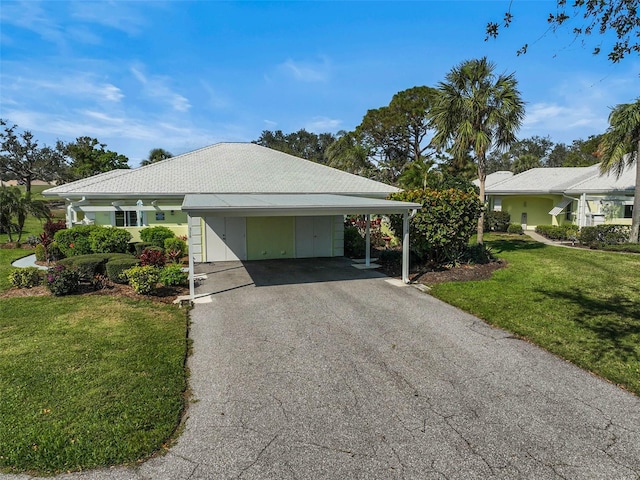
565 202 573 221
115 211 138 227
624 205 633 219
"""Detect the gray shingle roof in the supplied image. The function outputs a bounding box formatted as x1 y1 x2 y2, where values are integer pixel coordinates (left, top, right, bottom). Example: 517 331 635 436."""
565 164 636 193
486 164 602 194
43 143 399 198
473 171 513 188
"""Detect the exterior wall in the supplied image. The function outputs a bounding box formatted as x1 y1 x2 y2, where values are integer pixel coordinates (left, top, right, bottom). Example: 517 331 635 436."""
501 196 556 230
333 215 344 256
246 217 295 260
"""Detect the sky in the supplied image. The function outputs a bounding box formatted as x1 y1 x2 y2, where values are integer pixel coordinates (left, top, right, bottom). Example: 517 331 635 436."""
1 0 638 167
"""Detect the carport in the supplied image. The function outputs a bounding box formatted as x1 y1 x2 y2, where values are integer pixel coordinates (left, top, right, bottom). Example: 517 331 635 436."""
181 193 421 299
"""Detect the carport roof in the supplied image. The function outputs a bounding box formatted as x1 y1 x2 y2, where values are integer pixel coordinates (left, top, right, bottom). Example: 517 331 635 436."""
181 193 422 216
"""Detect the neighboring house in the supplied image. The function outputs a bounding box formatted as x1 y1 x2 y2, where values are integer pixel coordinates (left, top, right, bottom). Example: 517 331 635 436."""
479 164 635 230
43 143 421 291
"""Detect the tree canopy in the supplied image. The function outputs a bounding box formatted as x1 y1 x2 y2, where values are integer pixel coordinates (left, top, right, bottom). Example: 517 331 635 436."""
63 136 130 180
141 148 173 166
486 0 640 62
253 129 336 163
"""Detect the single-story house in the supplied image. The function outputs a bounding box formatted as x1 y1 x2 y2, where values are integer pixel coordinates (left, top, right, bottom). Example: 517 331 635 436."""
43 143 421 296
477 164 636 230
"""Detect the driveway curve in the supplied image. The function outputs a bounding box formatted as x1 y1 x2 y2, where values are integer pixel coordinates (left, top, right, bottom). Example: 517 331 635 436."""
6 258 640 479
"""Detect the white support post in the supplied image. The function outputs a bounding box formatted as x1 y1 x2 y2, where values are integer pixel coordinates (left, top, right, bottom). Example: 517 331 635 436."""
402 211 409 283
365 214 371 267
188 213 195 300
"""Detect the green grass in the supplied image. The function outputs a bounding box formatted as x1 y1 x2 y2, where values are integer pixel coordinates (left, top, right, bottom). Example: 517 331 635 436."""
430 234 640 396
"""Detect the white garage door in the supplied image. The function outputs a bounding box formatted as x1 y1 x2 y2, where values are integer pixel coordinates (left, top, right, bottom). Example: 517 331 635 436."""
295 216 333 258
205 217 247 261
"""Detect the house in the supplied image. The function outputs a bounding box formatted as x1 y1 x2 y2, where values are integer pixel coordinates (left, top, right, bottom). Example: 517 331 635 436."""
480 164 635 230
43 143 422 294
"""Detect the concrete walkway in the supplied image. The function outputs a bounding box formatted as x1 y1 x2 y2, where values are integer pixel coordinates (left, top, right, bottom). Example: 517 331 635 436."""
3 259 640 479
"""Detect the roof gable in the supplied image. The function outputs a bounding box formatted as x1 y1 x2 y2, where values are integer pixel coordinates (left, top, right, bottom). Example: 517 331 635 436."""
44 143 399 197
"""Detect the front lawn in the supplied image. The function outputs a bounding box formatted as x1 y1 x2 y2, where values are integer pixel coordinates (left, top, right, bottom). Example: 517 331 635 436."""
430 234 640 396
0 294 188 474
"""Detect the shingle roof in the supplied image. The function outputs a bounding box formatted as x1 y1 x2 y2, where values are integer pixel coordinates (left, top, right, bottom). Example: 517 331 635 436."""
486 164 602 194
565 165 636 194
44 143 399 198
473 171 513 188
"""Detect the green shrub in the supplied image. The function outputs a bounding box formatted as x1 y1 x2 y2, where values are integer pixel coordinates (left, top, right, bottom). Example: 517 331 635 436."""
484 211 511 232
579 225 631 247
140 247 166 267
45 265 80 296
106 257 140 284
139 226 175 249
124 265 160 295
8 267 42 288
507 223 524 234
160 264 188 287
599 243 640 253
344 226 366 258
54 225 101 257
535 224 579 241
462 244 496 264
70 256 110 281
34 244 46 262
132 242 153 256
389 188 483 266
47 241 64 261
89 227 132 254
164 237 187 263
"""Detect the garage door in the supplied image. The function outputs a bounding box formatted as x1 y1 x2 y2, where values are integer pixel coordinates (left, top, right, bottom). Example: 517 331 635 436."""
295 216 333 258
205 217 247 261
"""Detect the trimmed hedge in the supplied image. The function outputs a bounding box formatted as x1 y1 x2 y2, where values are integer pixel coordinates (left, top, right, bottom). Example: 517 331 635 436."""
139 226 175 249
535 224 579 241
106 257 140 284
484 211 511 232
579 225 631 247
54 225 101 257
507 223 523 234
59 253 137 282
89 227 132 254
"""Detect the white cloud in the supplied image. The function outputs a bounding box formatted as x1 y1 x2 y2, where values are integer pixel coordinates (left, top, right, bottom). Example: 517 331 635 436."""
263 120 278 128
131 66 191 112
305 116 342 132
278 57 331 82
69 1 150 36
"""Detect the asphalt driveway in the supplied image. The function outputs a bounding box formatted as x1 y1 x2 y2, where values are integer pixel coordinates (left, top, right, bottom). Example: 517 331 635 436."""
8 258 640 479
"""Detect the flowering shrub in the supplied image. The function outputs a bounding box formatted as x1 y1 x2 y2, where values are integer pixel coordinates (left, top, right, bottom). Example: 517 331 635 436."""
160 264 188 287
124 265 160 295
140 248 166 267
45 265 80 296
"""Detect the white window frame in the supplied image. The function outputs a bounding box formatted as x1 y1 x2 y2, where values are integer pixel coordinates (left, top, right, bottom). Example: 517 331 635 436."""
112 210 142 227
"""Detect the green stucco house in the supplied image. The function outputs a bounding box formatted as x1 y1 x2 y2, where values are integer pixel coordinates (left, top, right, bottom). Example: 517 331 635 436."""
480 164 636 230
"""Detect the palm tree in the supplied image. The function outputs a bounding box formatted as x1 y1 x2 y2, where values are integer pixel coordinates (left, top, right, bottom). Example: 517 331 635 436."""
141 148 173 166
0 186 50 243
430 57 525 244
598 98 640 242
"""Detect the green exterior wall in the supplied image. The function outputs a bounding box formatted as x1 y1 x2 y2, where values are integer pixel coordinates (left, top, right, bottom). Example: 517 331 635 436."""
246 217 295 260
501 196 556 230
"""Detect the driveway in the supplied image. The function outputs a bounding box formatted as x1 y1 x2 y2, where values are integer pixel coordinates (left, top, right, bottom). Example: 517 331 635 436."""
7 258 640 479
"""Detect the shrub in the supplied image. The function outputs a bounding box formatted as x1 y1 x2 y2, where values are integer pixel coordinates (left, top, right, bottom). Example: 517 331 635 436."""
25 235 40 246
507 223 524 234
54 225 101 257
579 224 631 247
132 242 153 256
344 226 366 258
69 255 110 281
8 267 42 288
535 224 579 241
484 211 511 232
124 265 160 294
106 257 140 284
89 227 132 254
462 244 495 264
164 237 187 263
45 265 80 296
47 241 64 261
34 244 46 262
140 247 166 267
389 188 483 267
139 226 175 249
160 264 188 287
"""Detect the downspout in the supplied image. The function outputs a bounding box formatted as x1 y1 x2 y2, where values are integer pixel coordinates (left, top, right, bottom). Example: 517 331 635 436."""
402 209 418 284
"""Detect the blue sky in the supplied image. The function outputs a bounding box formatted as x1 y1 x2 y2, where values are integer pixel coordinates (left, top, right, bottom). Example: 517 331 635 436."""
1 1 638 167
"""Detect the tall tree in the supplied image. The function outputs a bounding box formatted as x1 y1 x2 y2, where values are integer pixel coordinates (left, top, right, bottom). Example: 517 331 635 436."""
63 137 129 179
141 148 173 166
486 0 640 62
0 120 67 194
430 57 525 244
512 153 542 174
253 129 336 164
563 135 603 166
325 131 375 176
598 98 640 242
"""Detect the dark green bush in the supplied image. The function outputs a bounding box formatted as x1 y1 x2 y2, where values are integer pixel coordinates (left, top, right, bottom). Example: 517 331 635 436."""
8 267 42 288
535 224 579 241
599 243 640 253
462 244 496 264
484 211 511 232
45 265 80 296
139 226 175 249
124 265 160 295
344 226 366 258
164 237 187 263
378 249 403 266
132 242 153 256
34 244 46 262
47 241 64 261
106 257 140 284
159 264 188 287
54 225 101 257
507 223 524 234
59 254 109 281
579 225 631 247
389 188 483 266
89 227 132 254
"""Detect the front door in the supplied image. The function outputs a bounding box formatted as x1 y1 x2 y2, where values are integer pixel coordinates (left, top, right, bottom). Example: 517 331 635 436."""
205 217 247 261
295 216 333 258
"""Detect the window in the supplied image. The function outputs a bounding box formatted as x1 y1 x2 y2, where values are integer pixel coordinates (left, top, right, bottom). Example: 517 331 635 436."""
565 202 573 221
115 211 138 227
624 205 633 219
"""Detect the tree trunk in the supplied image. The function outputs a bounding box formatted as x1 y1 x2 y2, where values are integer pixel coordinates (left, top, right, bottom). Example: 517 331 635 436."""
477 167 486 246
631 140 640 243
